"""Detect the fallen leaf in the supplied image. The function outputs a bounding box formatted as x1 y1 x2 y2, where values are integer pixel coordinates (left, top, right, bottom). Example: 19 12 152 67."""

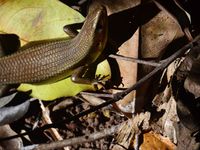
0 92 17 108
136 4 185 112
0 125 23 150
0 0 84 43
109 0 141 115
139 131 176 150
171 42 200 132
175 122 200 150
0 100 30 125
184 44 200 98
18 60 111 100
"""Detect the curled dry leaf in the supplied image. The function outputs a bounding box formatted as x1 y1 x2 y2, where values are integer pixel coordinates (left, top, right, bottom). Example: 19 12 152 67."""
172 39 200 98
52 98 74 111
136 4 184 112
114 112 150 149
155 96 178 143
0 100 30 125
151 61 182 144
152 61 181 143
0 125 23 150
139 131 176 150
81 93 105 106
175 122 200 150
115 32 139 112
184 45 200 98
171 38 200 147
109 0 141 113
184 74 200 98
0 92 17 108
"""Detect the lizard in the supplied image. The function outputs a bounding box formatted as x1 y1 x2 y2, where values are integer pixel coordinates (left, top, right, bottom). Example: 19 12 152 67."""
0 2 108 85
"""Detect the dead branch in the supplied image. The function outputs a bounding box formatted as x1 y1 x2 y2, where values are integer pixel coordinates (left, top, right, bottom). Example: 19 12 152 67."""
109 54 161 67
25 123 120 150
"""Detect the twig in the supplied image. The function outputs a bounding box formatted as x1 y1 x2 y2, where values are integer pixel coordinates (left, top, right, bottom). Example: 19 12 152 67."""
134 133 140 150
39 100 68 150
23 124 120 150
80 91 114 98
0 34 199 141
109 54 161 67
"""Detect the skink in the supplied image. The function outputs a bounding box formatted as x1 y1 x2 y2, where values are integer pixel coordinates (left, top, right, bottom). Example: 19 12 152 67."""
0 2 108 84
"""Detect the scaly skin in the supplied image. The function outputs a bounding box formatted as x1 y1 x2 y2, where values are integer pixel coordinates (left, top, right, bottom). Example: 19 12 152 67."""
0 2 108 84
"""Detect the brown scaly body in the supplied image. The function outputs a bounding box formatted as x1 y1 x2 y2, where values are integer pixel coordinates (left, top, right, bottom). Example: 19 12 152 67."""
0 2 108 84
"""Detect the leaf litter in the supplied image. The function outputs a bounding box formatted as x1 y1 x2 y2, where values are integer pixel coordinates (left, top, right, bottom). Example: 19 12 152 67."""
0 0 200 149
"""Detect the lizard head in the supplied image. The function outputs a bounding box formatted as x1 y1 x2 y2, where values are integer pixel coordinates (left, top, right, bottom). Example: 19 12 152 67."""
78 2 108 64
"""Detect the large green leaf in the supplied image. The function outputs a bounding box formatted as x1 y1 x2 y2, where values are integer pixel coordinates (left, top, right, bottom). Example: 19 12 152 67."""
0 0 84 43
18 60 111 100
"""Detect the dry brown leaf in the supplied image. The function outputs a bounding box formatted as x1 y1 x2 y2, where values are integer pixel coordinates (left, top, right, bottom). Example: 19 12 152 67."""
170 40 200 98
136 5 184 112
140 11 183 59
184 46 200 98
108 0 141 115
170 40 200 148
0 125 23 149
184 75 200 98
155 96 178 143
151 61 180 143
114 112 150 149
139 131 176 150
114 32 139 112
97 0 141 15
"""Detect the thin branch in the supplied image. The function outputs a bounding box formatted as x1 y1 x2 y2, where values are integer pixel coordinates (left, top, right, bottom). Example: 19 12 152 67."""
80 91 114 98
26 124 119 150
134 133 140 150
109 54 161 67
0 34 199 142
39 100 68 150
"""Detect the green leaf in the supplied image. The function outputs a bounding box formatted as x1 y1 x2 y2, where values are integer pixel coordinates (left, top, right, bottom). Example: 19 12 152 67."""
18 60 111 100
0 0 84 44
